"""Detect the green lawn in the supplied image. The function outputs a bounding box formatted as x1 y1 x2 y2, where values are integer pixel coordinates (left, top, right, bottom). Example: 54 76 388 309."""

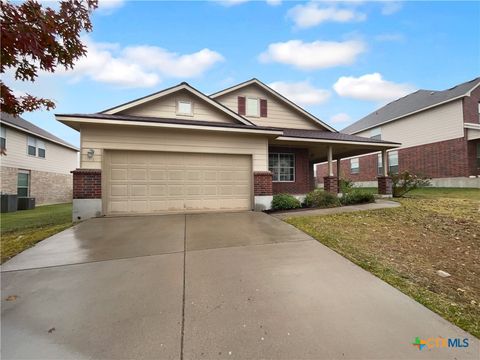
1 203 73 263
286 188 480 338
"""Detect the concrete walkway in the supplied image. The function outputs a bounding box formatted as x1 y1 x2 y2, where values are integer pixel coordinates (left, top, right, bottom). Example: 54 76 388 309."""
273 199 400 219
2 212 478 359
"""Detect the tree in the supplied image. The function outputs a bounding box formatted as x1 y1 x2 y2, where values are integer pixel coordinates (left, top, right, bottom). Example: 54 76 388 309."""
0 0 98 115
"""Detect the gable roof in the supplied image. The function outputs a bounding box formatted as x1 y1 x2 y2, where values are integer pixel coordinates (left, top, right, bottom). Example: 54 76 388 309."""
210 78 337 132
1 112 78 151
342 76 480 134
100 82 255 126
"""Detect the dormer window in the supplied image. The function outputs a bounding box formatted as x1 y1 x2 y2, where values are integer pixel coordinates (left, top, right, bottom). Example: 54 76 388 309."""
246 98 259 117
176 100 193 116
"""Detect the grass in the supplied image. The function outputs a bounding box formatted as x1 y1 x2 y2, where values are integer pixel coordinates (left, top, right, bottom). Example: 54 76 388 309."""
1 203 73 263
286 188 480 338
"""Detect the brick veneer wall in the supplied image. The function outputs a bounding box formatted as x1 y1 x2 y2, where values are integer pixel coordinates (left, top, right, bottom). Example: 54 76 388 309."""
463 84 480 124
269 146 314 194
316 137 472 181
30 170 72 204
467 140 480 176
0 166 18 194
72 169 102 199
253 171 273 196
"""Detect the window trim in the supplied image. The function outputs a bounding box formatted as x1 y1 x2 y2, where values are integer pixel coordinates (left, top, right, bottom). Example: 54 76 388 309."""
176 99 194 116
388 150 399 175
0 126 6 150
27 136 36 157
246 97 260 117
27 136 46 159
350 158 359 174
17 170 30 198
269 153 295 183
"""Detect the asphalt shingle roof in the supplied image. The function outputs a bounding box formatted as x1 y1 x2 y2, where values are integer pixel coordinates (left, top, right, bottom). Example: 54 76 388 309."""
1 112 78 150
342 77 480 134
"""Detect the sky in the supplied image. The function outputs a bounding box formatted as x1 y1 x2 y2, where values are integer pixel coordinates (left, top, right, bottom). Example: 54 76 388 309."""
6 0 480 147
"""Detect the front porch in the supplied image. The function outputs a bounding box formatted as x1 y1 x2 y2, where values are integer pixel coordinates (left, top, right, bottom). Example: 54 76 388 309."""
253 129 400 210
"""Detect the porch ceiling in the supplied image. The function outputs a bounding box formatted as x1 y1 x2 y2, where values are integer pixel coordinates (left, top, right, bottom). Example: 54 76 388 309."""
269 137 399 163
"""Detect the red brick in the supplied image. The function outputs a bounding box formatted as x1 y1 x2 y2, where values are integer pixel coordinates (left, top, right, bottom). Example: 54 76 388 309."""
72 169 102 199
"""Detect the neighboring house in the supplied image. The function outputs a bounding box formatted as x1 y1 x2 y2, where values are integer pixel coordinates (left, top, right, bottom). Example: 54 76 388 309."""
55 79 399 220
317 77 480 187
0 113 79 205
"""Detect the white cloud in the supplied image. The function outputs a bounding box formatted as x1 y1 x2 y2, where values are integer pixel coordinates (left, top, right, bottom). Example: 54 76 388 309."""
333 73 415 102
288 2 366 28
215 0 281 6
374 33 405 42
97 0 125 14
259 39 366 70
123 46 224 78
269 81 331 105
58 39 224 88
329 112 351 124
381 1 402 15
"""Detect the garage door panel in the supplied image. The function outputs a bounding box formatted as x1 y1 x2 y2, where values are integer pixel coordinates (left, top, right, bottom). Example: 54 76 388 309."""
105 151 251 214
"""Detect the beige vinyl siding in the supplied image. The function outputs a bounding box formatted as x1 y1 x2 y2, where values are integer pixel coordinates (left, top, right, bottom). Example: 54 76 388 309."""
0 126 78 174
119 89 236 123
80 124 269 172
356 100 465 149
215 84 325 130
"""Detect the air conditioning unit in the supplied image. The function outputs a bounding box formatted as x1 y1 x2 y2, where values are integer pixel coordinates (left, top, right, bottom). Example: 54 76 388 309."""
18 197 35 210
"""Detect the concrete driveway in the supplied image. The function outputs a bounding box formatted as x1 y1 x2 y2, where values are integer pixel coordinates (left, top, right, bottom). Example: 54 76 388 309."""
1 212 478 359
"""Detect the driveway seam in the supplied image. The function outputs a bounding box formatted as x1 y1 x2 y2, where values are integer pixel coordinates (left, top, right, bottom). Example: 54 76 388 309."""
186 238 315 254
180 214 187 360
1 250 185 273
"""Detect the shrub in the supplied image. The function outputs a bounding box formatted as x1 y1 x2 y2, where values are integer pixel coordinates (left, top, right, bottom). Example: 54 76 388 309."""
340 190 375 205
303 189 341 208
391 171 431 197
271 194 301 210
339 178 355 194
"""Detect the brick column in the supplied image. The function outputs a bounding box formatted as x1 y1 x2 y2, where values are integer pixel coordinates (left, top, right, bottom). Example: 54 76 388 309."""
377 176 393 195
72 169 102 199
254 171 273 196
323 176 338 193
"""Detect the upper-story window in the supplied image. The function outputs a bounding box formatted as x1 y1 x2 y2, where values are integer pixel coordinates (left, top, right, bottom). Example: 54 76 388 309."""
477 102 480 120
350 158 359 174
0 126 6 150
237 96 267 117
176 100 193 116
370 127 381 140
27 136 46 158
246 98 259 117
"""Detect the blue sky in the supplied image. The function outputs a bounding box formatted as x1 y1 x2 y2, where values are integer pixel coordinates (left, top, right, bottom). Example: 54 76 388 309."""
8 0 480 146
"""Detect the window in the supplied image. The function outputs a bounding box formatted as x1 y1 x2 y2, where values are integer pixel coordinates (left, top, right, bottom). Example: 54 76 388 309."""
177 100 193 115
17 171 30 198
370 127 381 140
246 98 259 117
388 151 399 174
27 136 36 156
0 126 5 149
350 158 359 174
37 140 46 158
476 143 480 168
377 153 384 175
269 153 295 182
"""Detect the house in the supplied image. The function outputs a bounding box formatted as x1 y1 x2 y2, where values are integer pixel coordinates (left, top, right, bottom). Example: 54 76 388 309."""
316 77 480 188
0 113 79 205
55 79 399 220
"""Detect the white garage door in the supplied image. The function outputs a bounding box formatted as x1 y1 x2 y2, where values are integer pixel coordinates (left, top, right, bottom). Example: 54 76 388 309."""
104 151 252 214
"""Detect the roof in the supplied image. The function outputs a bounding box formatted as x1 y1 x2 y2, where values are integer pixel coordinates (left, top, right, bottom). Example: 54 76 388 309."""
1 112 78 151
281 128 400 145
100 82 255 126
210 78 337 133
56 113 398 146
342 76 480 134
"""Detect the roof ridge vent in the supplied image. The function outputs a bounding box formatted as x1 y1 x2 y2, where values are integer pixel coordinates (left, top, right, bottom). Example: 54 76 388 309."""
429 91 436 95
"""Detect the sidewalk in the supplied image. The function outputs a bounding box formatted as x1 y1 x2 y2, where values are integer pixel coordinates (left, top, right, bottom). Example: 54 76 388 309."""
272 199 400 219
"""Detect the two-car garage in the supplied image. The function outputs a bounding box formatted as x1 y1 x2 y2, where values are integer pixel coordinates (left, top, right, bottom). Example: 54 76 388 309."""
104 150 252 215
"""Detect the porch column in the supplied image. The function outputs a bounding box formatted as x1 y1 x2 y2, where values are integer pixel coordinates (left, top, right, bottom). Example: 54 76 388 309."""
378 150 392 195
324 146 339 193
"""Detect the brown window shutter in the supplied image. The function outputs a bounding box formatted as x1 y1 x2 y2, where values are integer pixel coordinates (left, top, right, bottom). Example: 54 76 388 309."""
238 96 246 115
260 99 267 117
